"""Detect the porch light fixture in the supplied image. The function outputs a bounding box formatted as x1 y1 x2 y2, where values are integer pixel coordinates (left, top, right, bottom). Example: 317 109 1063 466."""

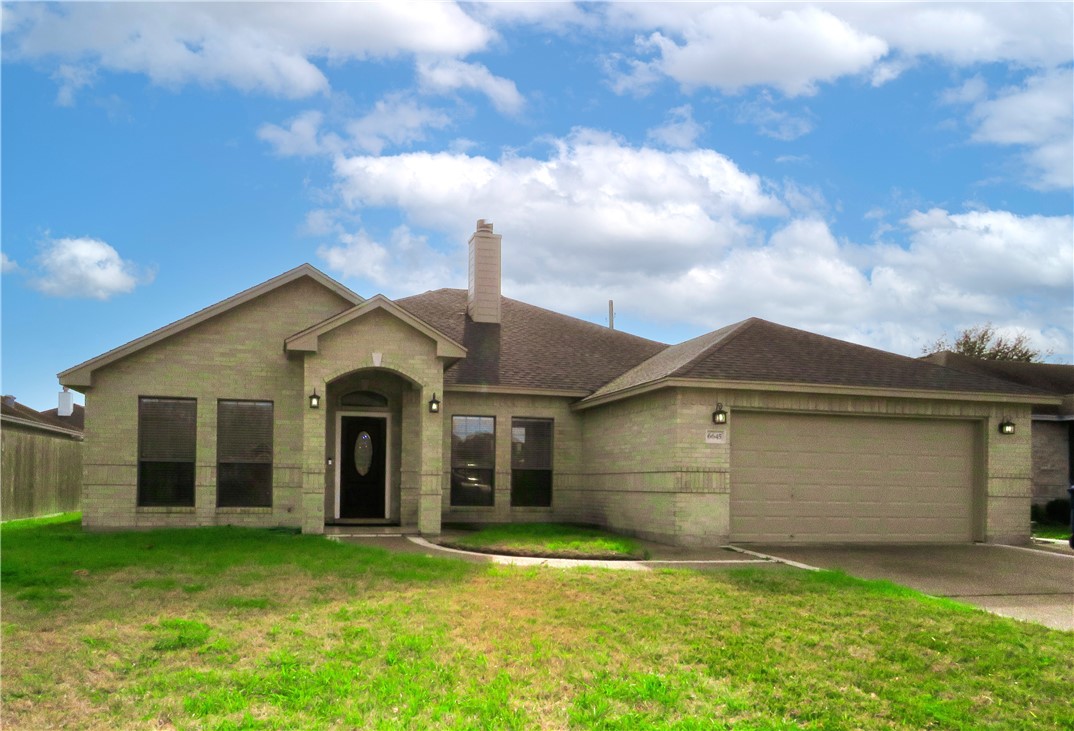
309 389 321 409
428 393 441 414
998 419 1015 435
712 403 728 425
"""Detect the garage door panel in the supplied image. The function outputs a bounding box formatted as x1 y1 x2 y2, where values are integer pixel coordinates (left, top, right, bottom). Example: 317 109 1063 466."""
731 413 976 544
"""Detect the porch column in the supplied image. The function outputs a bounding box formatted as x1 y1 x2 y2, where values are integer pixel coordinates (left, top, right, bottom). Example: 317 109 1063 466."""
301 374 327 534
418 382 444 538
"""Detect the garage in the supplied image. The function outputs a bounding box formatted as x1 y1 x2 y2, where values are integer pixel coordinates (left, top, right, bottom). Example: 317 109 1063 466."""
730 412 979 544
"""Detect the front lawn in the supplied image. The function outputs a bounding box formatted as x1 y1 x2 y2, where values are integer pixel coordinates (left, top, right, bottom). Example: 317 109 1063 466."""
443 522 648 559
1032 522 1071 540
3 515 1073 730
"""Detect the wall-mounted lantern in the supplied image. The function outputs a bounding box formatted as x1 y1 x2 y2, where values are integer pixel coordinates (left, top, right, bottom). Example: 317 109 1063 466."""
428 393 441 414
712 402 728 425
998 419 1015 435
309 389 321 409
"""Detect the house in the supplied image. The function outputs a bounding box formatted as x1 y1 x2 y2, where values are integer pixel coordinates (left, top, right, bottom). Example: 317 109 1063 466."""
1 394 83 520
922 351 1073 506
59 220 1056 545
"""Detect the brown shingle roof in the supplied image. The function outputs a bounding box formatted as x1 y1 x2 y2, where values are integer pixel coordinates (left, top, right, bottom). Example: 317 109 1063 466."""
2 398 84 435
588 318 1052 400
395 289 667 392
922 352 1074 395
41 403 86 431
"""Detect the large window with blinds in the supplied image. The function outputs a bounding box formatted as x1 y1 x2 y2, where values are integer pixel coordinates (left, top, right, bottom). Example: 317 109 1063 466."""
451 415 495 506
138 397 197 507
511 418 553 507
217 400 273 507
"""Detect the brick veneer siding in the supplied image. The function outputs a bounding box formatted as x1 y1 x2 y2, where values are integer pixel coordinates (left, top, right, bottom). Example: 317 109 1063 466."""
299 308 445 536
440 392 582 524
579 387 1033 547
1032 421 1071 504
81 278 353 530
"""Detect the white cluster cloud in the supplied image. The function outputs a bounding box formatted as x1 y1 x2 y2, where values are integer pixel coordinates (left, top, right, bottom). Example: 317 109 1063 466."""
967 69 1074 190
607 3 1073 95
317 225 455 297
1 252 19 273
646 105 704 149
31 237 153 300
416 59 524 116
3 2 491 100
322 131 1071 356
332 129 785 281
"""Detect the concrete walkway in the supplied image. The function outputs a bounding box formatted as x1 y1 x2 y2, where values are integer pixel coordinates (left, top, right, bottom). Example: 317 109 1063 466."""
746 543 1074 632
334 532 783 570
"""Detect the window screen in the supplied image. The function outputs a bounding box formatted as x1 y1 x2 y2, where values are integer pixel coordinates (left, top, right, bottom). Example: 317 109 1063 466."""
511 418 553 507
451 415 495 506
217 400 273 507
138 397 197 506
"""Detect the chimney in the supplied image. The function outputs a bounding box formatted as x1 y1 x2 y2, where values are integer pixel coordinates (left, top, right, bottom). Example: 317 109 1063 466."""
2 395 15 408
467 219 501 324
58 387 74 417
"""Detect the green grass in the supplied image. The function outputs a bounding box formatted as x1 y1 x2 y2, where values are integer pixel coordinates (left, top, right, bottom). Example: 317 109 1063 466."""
1032 522 1071 540
3 514 1073 730
444 522 648 559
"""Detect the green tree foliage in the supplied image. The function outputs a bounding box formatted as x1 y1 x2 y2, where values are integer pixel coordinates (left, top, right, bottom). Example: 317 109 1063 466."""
923 323 1044 362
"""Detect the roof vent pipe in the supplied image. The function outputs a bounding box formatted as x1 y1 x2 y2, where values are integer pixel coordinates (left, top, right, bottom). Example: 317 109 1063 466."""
609 300 615 330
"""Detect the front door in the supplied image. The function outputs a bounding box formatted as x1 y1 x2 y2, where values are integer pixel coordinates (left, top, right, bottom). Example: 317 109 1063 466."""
338 415 387 519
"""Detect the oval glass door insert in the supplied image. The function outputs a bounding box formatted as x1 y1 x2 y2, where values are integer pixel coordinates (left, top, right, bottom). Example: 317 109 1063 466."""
354 431 373 476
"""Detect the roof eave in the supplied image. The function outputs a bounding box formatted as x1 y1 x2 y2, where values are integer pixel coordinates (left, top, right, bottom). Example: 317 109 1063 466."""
573 376 1062 411
1 414 84 439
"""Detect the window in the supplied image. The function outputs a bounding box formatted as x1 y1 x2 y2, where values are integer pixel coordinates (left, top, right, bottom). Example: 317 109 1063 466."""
511 418 553 507
217 400 273 507
138 397 197 507
451 416 495 506
339 390 388 408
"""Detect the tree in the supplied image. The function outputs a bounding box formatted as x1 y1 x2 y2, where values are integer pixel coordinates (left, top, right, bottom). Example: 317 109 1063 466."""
923 323 1045 362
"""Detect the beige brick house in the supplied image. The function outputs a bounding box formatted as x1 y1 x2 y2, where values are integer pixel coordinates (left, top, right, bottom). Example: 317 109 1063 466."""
60 220 1057 545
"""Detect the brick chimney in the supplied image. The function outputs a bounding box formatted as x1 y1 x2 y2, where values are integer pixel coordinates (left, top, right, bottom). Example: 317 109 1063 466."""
467 219 501 324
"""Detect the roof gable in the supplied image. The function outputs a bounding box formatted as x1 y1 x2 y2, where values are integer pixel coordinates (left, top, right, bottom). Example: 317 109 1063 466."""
59 265 361 389
285 294 466 359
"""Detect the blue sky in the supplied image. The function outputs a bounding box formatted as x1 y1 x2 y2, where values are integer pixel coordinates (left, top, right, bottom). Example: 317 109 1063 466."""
2 2 1072 411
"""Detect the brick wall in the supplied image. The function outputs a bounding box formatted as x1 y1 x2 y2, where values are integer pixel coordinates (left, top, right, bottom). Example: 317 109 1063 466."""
81 277 352 530
440 391 582 525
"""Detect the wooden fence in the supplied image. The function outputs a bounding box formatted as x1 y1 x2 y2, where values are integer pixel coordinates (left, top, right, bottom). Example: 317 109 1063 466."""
1 423 82 520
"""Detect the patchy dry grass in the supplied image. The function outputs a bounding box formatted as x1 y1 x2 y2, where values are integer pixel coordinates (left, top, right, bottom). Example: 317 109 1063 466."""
3 515 1073 729
444 522 648 559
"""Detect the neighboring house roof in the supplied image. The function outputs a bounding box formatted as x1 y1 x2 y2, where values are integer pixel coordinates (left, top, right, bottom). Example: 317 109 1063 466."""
396 289 667 394
40 403 86 431
1 398 84 438
286 294 467 359
922 351 1074 395
59 264 361 389
585 318 1054 404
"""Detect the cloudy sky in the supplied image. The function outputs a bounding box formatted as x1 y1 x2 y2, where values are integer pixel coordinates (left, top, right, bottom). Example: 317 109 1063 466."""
2 2 1072 411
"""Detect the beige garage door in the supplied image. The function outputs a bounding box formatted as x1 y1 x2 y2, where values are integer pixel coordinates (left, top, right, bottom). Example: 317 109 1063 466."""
731 412 977 543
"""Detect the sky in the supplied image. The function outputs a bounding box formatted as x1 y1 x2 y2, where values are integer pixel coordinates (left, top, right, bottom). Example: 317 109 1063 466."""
2 1 1072 412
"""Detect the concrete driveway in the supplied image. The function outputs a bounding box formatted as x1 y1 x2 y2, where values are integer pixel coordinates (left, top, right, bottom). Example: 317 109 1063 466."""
745 543 1074 631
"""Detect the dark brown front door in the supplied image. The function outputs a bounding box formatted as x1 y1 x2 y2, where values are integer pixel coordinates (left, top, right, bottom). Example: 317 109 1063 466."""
339 416 387 519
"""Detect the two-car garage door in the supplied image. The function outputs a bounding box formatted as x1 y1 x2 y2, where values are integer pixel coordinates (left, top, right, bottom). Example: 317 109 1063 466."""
730 412 978 544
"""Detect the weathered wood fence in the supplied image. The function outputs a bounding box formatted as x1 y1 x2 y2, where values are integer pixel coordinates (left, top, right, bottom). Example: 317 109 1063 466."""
1 423 82 520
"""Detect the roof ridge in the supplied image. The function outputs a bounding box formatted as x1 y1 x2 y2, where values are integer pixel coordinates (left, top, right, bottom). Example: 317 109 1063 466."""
673 317 760 374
